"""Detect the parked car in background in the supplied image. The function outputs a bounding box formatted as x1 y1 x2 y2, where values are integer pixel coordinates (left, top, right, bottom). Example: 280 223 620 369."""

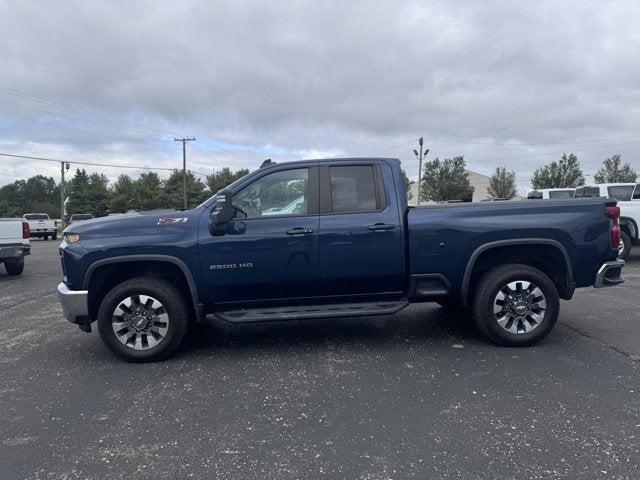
69 214 94 224
22 213 58 240
58 157 624 362
574 183 640 259
0 218 30 276
527 188 576 199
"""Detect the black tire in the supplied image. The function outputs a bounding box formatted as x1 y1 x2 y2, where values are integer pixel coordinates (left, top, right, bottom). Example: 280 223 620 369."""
471 263 559 347
619 231 631 260
43 234 49 241
97 277 191 362
52 232 58 240
4 257 24 276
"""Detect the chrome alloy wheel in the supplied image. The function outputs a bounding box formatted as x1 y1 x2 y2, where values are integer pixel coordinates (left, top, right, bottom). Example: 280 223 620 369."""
111 295 169 350
493 280 546 334
618 238 625 257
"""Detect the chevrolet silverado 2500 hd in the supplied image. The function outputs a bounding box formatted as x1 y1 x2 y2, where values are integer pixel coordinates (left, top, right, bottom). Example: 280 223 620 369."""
57 158 625 362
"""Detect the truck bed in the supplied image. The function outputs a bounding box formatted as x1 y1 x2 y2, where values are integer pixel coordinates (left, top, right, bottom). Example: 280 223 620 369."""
407 198 617 294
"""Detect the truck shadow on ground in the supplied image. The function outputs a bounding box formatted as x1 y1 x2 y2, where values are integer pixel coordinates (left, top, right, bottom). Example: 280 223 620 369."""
181 305 493 357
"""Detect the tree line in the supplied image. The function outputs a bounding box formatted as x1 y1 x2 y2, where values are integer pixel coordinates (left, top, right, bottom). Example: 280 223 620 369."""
0 154 637 217
0 167 248 219
412 153 637 202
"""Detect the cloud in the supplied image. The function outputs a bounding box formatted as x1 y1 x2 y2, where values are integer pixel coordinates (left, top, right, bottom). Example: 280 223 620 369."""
0 0 639 192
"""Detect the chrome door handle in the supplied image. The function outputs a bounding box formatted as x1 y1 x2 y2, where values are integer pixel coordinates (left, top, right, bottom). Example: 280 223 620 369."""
367 223 395 231
286 227 314 235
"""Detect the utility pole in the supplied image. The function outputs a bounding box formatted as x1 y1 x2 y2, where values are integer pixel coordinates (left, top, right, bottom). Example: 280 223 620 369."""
413 137 429 205
60 161 69 229
174 137 196 209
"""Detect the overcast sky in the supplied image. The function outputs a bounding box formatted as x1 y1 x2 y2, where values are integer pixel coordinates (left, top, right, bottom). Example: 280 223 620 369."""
0 0 639 193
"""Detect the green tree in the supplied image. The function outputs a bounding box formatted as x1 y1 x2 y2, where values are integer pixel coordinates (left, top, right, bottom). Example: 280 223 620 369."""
133 172 167 210
85 173 110 217
109 174 137 213
65 169 91 218
0 181 27 217
163 170 207 209
487 167 517 199
593 155 637 183
205 167 250 194
531 153 585 189
65 169 111 218
419 156 472 202
400 169 413 201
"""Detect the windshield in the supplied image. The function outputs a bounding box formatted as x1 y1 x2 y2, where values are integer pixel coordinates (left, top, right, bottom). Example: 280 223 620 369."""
24 214 49 220
527 191 543 199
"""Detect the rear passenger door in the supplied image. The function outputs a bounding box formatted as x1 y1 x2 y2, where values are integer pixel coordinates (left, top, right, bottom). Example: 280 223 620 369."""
318 162 404 297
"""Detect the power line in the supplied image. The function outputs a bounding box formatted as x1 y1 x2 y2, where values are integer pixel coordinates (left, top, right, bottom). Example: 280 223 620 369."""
479 139 640 163
0 152 176 171
0 83 169 137
419 133 640 146
0 97 173 140
0 110 177 150
370 138 419 156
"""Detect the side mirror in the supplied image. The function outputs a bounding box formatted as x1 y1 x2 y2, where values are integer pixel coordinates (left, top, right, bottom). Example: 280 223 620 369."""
209 189 234 236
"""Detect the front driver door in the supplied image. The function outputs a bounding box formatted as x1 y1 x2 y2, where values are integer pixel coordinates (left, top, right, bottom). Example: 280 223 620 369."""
199 165 320 307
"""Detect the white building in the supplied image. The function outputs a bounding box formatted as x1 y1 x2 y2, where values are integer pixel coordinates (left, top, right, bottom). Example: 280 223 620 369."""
408 170 491 205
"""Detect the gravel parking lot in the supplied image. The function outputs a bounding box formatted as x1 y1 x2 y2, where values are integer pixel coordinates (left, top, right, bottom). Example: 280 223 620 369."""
1 240 639 479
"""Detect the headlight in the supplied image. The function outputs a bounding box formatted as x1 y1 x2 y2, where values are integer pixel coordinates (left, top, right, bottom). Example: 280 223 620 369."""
65 233 80 244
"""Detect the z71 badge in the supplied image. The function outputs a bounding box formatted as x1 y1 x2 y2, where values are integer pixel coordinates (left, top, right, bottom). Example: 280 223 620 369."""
157 217 189 225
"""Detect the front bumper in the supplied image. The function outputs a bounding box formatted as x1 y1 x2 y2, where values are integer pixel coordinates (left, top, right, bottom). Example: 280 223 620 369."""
594 259 625 288
57 282 90 330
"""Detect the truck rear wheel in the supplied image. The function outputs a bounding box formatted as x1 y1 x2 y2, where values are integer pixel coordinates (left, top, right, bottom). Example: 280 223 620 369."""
471 263 559 347
4 257 24 276
618 231 631 260
97 277 190 362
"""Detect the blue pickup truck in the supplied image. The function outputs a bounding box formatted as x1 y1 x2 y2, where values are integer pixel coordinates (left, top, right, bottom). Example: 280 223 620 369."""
57 158 625 362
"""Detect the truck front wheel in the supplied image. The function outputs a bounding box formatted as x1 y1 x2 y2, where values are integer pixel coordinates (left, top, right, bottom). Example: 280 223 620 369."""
97 277 190 362
471 263 559 347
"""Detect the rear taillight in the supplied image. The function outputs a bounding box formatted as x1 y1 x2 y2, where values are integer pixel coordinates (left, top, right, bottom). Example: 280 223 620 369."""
605 206 620 249
22 221 30 239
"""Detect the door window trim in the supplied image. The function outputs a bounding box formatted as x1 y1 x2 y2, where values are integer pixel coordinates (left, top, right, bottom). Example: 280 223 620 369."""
319 163 387 215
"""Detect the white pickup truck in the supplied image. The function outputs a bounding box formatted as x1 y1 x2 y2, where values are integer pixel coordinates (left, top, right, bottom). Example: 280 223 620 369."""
0 219 30 275
574 183 640 259
22 213 58 240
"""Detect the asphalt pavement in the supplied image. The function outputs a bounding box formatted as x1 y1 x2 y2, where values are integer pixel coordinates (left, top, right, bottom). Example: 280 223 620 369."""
1 240 639 479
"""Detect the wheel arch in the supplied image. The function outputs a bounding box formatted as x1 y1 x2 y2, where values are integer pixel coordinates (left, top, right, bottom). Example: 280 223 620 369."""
620 216 638 239
460 239 574 305
84 255 202 322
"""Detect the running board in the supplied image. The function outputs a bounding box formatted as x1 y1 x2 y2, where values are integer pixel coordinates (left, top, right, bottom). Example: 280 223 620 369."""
215 299 409 323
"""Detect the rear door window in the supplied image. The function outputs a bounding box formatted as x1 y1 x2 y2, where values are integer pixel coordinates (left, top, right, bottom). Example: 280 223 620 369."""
527 191 542 199
574 187 600 198
607 185 635 201
548 190 575 199
329 165 381 213
634 185 640 200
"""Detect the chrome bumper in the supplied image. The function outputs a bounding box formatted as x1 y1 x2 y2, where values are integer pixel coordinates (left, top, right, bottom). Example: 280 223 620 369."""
594 259 625 288
57 282 89 325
